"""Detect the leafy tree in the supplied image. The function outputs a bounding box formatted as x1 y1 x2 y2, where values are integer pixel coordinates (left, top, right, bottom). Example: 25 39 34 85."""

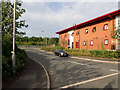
1 0 28 37
38 37 43 42
111 21 120 39
21 36 29 42
43 37 49 45
48 38 59 45
29 36 38 42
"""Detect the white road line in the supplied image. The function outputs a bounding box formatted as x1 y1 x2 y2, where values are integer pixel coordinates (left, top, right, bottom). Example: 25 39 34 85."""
67 61 89 66
110 69 120 73
28 56 50 88
59 73 119 89
25 50 36 52
71 57 120 64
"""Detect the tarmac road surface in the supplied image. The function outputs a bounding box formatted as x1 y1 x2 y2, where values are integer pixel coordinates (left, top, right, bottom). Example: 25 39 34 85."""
23 47 120 89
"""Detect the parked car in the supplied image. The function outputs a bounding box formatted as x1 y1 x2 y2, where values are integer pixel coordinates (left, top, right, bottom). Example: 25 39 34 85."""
54 49 69 57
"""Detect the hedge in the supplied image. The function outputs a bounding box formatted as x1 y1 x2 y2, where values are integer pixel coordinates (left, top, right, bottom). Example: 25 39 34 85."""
41 46 65 52
65 49 120 58
41 46 120 58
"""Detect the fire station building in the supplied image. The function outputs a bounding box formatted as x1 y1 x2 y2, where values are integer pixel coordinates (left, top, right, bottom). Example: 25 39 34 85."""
56 9 120 50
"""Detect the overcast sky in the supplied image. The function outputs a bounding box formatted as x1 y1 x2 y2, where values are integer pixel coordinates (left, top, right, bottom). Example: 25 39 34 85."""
18 0 119 38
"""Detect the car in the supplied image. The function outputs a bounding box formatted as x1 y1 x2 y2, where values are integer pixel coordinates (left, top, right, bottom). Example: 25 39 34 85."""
54 49 69 57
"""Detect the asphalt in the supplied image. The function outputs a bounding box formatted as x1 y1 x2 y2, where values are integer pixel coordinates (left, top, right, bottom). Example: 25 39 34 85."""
22 47 119 89
2 56 48 89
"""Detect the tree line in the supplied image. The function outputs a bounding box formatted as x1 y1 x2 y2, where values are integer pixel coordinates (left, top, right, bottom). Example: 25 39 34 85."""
16 36 59 46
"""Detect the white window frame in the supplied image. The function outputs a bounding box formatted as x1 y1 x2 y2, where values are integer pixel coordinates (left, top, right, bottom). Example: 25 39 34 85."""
104 24 108 30
85 29 88 34
105 39 108 45
90 40 93 46
83 41 86 46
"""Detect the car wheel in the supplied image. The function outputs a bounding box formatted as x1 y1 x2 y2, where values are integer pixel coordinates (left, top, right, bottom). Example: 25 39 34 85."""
59 54 61 57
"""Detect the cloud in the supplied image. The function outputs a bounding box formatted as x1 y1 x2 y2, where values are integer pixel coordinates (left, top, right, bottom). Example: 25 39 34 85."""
19 2 118 37
23 0 120 2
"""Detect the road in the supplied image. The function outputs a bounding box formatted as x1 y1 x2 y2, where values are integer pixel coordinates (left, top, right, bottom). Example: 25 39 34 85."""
22 47 120 89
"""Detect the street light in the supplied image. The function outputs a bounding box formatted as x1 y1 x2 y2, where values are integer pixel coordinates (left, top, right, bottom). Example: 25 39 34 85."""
12 0 16 74
42 30 47 46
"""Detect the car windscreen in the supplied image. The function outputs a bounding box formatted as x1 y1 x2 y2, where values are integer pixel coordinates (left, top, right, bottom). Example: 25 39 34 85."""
59 50 65 52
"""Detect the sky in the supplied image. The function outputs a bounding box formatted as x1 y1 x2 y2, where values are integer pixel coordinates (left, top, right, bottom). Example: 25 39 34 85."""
18 0 119 38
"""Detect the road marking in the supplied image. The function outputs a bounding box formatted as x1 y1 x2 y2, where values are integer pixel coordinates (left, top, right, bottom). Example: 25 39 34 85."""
67 61 89 66
110 69 120 73
59 73 119 89
71 57 120 64
25 50 36 52
32 82 39 87
28 56 50 88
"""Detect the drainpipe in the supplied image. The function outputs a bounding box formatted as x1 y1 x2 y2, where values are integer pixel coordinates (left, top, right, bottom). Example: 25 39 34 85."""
112 18 115 50
79 30 80 49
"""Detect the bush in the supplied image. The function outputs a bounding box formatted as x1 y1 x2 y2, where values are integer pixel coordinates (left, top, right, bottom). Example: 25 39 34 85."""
2 56 12 78
41 46 65 52
41 46 120 58
114 50 120 58
2 34 27 78
66 49 120 58
2 49 27 78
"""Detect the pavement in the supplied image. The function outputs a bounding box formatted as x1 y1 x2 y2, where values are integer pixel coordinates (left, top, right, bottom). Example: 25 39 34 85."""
20 47 120 89
2 56 48 89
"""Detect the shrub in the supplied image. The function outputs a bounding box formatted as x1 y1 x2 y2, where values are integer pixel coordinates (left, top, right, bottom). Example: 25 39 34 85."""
2 56 12 78
114 50 120 58
2 49 27 78
41 46 65 52
41 46 120 59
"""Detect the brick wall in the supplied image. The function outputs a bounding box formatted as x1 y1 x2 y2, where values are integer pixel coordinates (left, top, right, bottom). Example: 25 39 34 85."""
59 32 68 48
74 19 115 50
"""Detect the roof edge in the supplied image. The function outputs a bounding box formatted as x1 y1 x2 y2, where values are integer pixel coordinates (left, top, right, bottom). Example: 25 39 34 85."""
56 9 120 34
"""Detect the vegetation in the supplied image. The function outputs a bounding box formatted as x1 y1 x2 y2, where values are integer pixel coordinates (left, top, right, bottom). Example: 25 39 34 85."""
1 0 28 36
41 46 120 59
1 0 28 78
16 36 59 46
111 21 120 39
65 49 120 58
41 46 65 52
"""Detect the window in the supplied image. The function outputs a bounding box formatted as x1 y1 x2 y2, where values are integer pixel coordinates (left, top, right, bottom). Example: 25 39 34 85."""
85 29 88 34
83 41 86 46
90 40 93 46
68 39 70 45
60 36 62 39
76 31 79 35
103 24 108 30
71 32 74 36
64 35 67 38
104 39 108 45
92 27 96 32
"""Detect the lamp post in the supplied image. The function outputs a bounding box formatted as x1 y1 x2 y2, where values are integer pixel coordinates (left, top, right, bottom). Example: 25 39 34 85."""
42 30 47 46
12 0 16 74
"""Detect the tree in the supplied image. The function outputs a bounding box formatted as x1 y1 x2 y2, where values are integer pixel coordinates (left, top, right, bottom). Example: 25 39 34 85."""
38 37 43 42
43 37 49 45
29 36 38 42
1 0 28 37
111 20 120 39
48 38 59 45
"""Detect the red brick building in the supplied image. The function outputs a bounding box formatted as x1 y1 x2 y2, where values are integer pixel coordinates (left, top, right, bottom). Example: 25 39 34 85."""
56 9 120 50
